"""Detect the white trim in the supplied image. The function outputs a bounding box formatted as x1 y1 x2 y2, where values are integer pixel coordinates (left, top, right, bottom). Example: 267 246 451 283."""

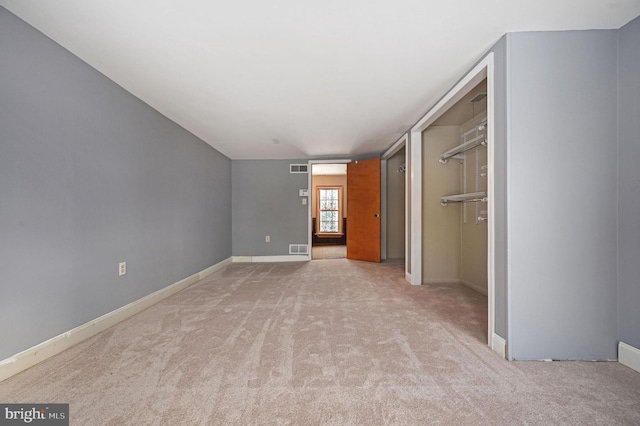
308 159 352 259
486 53 496 350
381 159 387 260
407 53 497 347
411 59 490 132
491 333 507 359
460 280 488 296
197 260 232 279
0 257 233 383
404 138 410 281
409 131 422 285
422 279 462 285
232 255 310 263
382 133 408 160
619 342 640 373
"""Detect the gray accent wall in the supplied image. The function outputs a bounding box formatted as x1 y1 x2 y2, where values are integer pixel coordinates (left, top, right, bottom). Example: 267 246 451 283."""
0 8 232 360
232 160 308 256
617 15 640 349
507 31 619 360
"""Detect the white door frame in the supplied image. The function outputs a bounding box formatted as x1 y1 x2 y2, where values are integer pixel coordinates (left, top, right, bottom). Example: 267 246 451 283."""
407 53 497 350
307 159 352 258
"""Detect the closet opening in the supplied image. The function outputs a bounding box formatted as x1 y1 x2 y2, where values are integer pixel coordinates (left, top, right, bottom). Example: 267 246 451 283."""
422 79 489 342
407 53 499 353
423 79 487 283
382 145 406 269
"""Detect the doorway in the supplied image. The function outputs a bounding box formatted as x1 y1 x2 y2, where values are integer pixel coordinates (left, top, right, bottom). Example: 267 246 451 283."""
310 163 348 260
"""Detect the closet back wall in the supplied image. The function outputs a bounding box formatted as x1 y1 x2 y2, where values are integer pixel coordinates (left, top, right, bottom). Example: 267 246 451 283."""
422 126 461 283
386 147 406 259
459 114 488 294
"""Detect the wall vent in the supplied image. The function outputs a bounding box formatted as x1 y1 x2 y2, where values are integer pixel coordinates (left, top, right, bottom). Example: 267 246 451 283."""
290 164 308 173
289 244 309 255
469 92 487 103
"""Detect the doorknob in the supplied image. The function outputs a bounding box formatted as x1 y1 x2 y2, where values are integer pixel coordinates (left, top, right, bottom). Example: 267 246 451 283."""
374 213 380 218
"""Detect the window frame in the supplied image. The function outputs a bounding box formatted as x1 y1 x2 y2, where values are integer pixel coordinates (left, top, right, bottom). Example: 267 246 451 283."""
316 185 344 236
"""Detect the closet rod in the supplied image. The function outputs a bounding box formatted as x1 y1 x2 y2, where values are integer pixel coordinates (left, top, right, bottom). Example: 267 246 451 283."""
439 134 486 164
462 117 487 138
440 191 487 206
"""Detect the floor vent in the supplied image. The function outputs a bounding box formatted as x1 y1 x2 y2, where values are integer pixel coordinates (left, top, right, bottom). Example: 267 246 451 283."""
289 244 309 255
290 164 308 173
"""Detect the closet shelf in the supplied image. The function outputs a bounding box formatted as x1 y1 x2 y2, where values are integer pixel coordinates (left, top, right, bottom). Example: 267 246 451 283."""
439 134 486 164
440 191 487 206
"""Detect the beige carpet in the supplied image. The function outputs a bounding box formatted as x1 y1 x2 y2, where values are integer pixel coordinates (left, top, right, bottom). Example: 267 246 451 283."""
1 260 639 425
312 244 346 259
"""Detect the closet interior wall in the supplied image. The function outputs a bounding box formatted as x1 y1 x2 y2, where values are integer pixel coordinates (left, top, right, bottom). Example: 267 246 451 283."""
459 115 488 294
421 83 488 294
386 147 406 260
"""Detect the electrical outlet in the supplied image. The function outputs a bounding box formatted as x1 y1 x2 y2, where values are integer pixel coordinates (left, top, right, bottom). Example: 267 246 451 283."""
119 261 126 276
265 235 270 243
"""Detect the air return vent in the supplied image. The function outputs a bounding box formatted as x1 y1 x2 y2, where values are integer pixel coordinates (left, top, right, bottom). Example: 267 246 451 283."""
289 244 309 255
469 92 487 103
290 164 308 173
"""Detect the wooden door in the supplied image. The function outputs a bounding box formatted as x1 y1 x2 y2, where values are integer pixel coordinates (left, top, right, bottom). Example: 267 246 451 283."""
347 157 381 262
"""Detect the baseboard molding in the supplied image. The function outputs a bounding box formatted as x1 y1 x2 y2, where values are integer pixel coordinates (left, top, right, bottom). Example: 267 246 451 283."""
619 341 640 373
0 257 232 383
422 279 461 285
491 333 506 359
197 258 232 280
232 255 309 263
460 279 488 296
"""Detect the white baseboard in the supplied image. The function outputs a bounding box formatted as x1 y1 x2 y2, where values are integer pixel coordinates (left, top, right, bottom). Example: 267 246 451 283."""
232 255 309 263
422 279 461 285
197 258 232 279
491 333 506 359
460 279 488 296
0 257 232 383
619 341 640 373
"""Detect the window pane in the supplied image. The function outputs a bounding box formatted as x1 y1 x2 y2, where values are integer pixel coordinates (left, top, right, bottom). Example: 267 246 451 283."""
318 188 340 233
321 211 337 221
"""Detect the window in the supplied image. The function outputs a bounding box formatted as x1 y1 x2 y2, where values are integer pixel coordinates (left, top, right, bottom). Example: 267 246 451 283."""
317 186 343 235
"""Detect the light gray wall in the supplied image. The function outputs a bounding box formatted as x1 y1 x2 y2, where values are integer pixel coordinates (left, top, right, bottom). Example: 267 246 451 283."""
617 15 640 349
507 31 618 360
0 8 232 360
232 160 308 256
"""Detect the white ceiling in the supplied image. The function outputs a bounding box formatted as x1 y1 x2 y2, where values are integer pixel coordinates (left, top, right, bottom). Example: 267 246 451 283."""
2 1 639 160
